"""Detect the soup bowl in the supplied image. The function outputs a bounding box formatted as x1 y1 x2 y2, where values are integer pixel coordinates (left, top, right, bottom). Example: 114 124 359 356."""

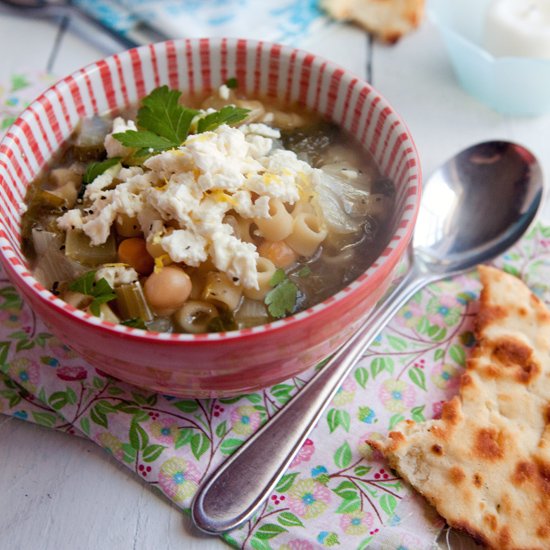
0 38 421 397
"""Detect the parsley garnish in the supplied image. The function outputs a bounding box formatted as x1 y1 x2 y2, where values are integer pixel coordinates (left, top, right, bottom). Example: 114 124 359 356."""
121 317 147 329
69 271 116 316
114 86 197 156
80 157 121 199
197 105 250 133
297 266 312 278
113 85 249 156
83 157 121 185
225 77 238 89
270 268 286 287
265 269 298 319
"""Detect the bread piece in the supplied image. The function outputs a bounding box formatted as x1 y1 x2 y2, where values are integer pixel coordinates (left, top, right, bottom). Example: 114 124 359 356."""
321 0 425 43
369 266 550 549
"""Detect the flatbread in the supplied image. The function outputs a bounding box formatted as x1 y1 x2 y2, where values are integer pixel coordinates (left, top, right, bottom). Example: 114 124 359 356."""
321 0 425 43
369 266 550 549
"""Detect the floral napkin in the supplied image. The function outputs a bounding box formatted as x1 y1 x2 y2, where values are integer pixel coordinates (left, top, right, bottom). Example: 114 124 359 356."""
1 221 549 550
2 74 550 550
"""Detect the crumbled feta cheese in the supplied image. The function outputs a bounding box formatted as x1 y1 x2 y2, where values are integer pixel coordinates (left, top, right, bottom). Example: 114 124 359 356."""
219 84 230 100
192 196 232 237
209 230 259 289
245 150 307 204
137 206 164 239
161 229 208 266
57 209 84 231
245 134 273 158
184 127 260 192
244 123 281 139
232 190 270 219
95 265 138 287
104 117 137 159
82 204 117 245
81 176 150 245
83 164 120 201
146 177 200 226
144 150 193 179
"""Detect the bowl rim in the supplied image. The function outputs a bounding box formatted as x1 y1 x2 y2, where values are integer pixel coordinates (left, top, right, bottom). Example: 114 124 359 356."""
0 37 421 344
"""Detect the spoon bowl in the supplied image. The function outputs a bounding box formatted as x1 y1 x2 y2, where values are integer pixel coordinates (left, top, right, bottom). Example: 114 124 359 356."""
191 140 543 534
415 141 542 273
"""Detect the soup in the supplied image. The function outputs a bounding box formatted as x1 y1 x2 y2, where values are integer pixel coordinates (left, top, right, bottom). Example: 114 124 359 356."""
21 83 395 333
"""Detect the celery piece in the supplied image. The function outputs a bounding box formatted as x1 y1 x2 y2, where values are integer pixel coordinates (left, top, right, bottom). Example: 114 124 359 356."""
39 190 65 208
65 229 117 266
86 302 120 323
31 228 85 290
115 282 153 322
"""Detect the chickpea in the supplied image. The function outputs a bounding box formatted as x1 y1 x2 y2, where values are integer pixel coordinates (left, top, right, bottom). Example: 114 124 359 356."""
258 240 297 268
144 266 192 316
118 238 154 275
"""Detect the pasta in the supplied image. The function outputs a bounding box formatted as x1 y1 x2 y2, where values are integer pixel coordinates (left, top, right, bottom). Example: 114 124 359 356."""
174 300 218 333
254 199 294 242
202 272 243 311
21 85 395 333
287 198 316 217
285 213 328 257
244 257 277 300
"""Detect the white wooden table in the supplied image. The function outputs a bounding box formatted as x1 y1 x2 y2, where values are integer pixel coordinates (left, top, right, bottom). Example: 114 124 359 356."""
1 9 549 550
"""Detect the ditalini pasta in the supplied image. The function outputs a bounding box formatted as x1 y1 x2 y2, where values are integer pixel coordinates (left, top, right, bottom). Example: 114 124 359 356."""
21 84 395 333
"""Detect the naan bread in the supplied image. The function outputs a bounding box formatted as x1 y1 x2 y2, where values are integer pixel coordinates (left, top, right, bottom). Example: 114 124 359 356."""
369 266 550 549
321 0 425 43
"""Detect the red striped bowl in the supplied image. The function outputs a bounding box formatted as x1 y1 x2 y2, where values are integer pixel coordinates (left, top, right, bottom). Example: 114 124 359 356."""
0 38 421 397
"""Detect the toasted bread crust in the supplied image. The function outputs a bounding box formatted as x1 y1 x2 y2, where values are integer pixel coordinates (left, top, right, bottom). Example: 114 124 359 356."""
321 0 425 43
369 266 550 549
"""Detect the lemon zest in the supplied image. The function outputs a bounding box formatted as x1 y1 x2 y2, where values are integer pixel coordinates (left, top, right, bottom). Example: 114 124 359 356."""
154 254 171 274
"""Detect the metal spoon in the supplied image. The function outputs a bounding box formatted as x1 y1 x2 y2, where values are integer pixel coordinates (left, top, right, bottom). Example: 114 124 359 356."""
192 141 543 534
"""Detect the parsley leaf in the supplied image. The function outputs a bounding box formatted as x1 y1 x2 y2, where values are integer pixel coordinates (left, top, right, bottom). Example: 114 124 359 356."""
269 268 286 287
80 157 121 198
297 266 312 278
121 318 147 329
69 270 95 295
113 85 249 155
225 77 238 89
137 86 197 144
197 105 250 133
265 278 298 319
69 271 116 316
114 86 197 155
83 157 121 185
112 130 176 156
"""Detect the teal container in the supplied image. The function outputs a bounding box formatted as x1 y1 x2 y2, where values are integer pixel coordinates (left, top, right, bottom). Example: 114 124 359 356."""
428 0 550 116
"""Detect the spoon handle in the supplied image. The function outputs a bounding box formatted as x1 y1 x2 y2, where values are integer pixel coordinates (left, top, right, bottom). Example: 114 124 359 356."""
192 263 434 534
